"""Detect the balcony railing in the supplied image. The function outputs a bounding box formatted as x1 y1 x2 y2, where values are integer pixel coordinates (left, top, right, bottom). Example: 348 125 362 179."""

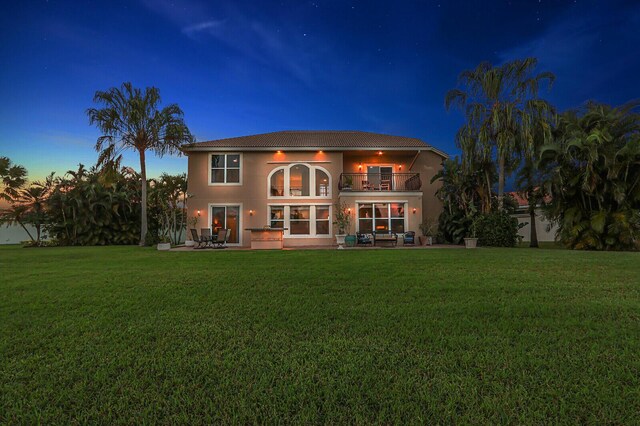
338 173 422 192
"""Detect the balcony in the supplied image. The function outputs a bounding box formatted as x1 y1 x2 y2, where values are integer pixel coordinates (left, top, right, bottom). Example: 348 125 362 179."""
338 173 422 192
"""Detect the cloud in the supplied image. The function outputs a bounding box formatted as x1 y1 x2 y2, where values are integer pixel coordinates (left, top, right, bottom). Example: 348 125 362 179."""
137 0 321 87
182 20 225 38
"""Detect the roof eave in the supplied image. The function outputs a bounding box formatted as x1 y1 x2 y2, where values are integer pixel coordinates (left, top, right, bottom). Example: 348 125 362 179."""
181 146 448 157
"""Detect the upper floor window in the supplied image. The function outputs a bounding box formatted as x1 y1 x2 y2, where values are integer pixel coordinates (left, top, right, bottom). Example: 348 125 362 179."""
290 165 310 196
270 169 284 196
315 169 329 196
210 154 241 185
268 163 331 198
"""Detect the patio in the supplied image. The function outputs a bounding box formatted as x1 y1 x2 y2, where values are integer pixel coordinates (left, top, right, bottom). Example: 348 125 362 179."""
170 243 461 251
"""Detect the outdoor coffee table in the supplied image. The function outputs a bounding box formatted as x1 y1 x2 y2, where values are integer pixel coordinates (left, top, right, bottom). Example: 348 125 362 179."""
373 233 397 247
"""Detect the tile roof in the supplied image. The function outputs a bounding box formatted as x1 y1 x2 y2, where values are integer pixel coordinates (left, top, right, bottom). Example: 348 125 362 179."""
182 130 446 155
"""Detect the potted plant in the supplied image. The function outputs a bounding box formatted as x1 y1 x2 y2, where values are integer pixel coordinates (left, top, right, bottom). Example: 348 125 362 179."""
157 235 171 251
333 202 351 249
419 218 436 246
345 233 357 247
464 218 479 249
342 176 353 191
185 215 199 247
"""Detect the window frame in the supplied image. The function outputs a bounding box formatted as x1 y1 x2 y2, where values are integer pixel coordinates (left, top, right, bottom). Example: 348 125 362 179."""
356 201 408 234
206 203 243 245
267 163 332 199
266 203 333 238
208 153 243 186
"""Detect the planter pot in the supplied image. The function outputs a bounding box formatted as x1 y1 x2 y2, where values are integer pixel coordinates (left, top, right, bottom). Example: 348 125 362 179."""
335 234 346 250
157 242 171 251
185 240 195 247
345 234 357 247
464 238 478 249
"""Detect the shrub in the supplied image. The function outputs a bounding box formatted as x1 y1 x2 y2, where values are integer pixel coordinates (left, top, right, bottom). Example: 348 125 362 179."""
475 212 521 247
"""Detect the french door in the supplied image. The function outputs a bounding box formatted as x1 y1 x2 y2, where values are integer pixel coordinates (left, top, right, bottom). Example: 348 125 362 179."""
210 205 240 243
367 165 393 190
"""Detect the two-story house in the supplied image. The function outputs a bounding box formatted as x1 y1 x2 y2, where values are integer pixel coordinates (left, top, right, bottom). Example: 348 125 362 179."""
182 131 447 247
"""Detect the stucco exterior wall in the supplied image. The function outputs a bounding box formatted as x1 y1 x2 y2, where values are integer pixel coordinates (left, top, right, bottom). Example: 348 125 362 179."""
186 149 444 247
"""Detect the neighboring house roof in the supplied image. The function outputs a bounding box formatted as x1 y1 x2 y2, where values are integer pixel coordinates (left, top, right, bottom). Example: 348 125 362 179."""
181 130 448 157
507 192 530 209
506 191 552 209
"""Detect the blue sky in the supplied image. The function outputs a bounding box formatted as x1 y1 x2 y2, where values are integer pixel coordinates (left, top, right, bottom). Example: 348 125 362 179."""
1 0 639 181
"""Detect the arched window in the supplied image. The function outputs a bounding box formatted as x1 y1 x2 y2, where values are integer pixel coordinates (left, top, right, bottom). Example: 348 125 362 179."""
315 169 329 197
267 164 331 198
289 164 310 196
270 168 284 196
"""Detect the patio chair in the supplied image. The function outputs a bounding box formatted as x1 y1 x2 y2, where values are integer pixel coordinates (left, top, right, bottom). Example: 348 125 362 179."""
362 180 373 191
200 228 214 248
356 232 372 245
403 231 416 245
380 179 391 191
190 228 207 249
212 228 229 249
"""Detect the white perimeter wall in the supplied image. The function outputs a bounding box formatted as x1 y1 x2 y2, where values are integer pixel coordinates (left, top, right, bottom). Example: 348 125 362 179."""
512 210 558 242
0 225 39 245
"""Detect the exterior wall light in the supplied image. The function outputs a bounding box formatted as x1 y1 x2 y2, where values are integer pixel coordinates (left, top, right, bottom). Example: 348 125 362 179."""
358 163 363 171
412 208 417 214
377 151 383 156
249 209 254 216
347 208 351 215
197 210 201 217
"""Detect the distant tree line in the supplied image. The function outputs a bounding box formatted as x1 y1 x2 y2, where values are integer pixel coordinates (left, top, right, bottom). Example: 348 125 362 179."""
433 57 640 250
0 160 188 247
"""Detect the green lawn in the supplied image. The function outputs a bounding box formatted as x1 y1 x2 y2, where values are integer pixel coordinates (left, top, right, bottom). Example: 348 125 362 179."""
1 246 639 424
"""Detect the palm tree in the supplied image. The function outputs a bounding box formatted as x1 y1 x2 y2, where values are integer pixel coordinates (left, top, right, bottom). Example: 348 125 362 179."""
539 101 640 250
0 156 27 201
148 173 188 245
445 58 555 208
516 100 557 247
3 174 55 245
87 82 193 246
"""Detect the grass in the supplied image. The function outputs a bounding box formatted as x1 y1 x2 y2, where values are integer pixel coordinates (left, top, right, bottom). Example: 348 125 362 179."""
1 245 639 424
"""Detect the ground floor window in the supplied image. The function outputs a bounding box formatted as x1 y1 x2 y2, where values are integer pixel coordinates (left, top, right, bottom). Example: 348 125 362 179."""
357 203 405 233
290 206 310 235
210 205 240 243
316 206 330 235
269 205 331 237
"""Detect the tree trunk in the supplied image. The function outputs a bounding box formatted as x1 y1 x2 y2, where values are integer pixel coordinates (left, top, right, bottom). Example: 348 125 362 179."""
18 220 35 242
139 150 148 246
529 206 539 248
484 169 492 213
497 151 505 210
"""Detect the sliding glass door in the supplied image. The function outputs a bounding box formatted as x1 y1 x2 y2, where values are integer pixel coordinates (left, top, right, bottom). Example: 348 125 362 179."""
210 205 240 243
367 165 394 190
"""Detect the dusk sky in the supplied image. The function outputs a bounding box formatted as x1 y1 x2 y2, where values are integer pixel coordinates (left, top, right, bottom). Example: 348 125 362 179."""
2 0 639 181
